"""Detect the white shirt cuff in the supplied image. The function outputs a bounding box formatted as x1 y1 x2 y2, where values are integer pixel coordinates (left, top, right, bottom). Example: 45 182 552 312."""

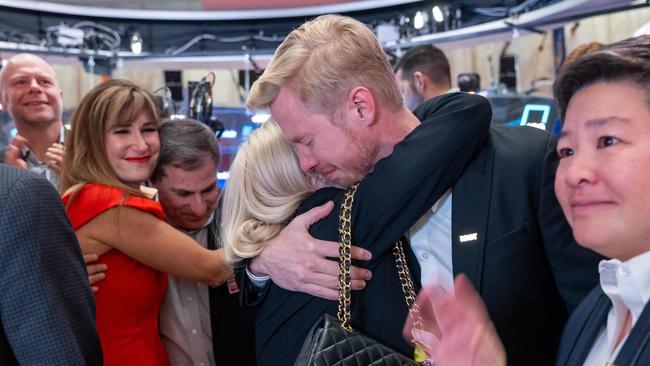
246 266 271 287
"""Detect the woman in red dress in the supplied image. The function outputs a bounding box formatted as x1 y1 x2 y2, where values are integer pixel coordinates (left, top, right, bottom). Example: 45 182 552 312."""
60 79 230 365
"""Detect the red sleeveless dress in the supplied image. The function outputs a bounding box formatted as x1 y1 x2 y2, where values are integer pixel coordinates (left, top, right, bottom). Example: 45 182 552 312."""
63 183 170 366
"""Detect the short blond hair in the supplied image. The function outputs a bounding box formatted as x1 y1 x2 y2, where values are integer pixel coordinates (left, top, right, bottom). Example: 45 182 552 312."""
220 120 312 262
247 14 403 117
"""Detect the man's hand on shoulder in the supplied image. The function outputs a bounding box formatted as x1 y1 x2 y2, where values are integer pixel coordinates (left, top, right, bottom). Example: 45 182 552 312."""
249 201 373 300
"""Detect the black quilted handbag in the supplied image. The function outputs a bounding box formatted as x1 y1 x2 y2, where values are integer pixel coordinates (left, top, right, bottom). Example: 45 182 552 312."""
294 184 421 366
295 314 418 366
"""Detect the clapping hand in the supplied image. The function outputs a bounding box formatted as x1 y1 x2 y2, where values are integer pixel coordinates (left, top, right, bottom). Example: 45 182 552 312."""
3 135 28 169
404 275 506 366
45 142 65 175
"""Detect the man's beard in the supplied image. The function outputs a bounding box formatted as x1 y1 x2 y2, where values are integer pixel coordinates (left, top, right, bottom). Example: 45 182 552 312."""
19 112 59 128
326 129 378 189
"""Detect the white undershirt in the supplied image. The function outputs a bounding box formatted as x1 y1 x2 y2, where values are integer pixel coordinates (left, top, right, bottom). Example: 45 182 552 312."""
407 190 454 292
407 89 458 292
583 250 650 366
159 219 215 366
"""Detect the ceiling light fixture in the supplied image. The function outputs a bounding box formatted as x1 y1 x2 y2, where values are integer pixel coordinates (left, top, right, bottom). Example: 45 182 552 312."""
130 31 142 55
432 6 445 23
413 11 425 30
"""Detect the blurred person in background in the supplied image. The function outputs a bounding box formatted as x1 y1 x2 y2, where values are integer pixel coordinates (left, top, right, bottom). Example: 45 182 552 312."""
551 42 605 134
0 53 65 187
394 44 457 111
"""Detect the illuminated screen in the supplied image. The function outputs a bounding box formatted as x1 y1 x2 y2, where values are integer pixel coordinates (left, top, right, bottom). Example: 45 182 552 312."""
520 104 551 126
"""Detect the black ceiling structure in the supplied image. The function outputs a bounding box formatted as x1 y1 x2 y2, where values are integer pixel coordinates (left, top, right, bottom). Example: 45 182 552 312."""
0 0 645 69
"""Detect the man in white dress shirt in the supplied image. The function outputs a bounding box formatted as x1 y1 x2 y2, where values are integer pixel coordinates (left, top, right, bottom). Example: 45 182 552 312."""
151 119 255 366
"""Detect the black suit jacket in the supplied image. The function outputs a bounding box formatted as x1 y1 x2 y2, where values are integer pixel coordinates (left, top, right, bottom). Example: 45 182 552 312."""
437 123 603 365
0 164 102 365
556 286 650 366
207 215 257 366
254 93 493 366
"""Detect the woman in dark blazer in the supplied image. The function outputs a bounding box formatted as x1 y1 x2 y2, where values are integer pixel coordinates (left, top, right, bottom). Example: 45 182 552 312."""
221 92 491 365
405 36 650 366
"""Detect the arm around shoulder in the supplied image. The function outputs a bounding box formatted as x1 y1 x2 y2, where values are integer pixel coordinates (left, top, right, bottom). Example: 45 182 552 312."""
86 205 232 286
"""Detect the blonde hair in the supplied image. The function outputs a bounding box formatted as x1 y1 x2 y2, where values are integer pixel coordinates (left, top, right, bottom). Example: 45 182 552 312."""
221 120 312 262
60 79 160 197
247 14 403 118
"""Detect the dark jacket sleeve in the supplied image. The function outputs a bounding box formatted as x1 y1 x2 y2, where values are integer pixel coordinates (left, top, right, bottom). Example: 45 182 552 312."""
301 92 492 252
0 167 103 365
235 259 271 307
346 92 492 260
537 136 604 312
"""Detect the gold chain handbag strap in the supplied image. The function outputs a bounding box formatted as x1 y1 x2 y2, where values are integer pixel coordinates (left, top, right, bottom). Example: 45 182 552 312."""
337 183 357 331
337 183 424 333
393 240 425 331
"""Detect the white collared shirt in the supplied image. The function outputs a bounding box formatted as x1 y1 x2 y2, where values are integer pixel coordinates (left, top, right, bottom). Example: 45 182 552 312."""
583 250 650 366
407 190 454 292
401 89 459 291
159 216 216 366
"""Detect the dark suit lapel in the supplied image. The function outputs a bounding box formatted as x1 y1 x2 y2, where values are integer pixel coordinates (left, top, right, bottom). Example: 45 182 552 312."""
451 146 493 292
614 302 650 365
562 288 610 366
